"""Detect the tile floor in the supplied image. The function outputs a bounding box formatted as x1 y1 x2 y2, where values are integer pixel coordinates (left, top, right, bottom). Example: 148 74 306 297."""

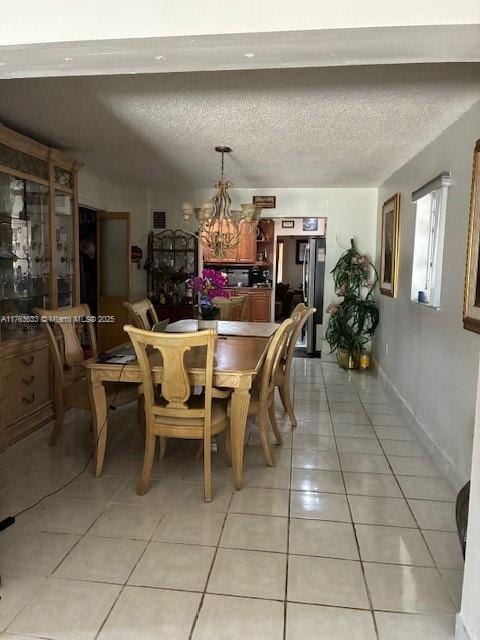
0 356 463 639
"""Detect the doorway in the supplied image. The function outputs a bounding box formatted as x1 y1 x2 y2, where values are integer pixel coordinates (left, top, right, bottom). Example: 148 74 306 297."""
78 207 131 352
273 218 327 356
79 206 98 316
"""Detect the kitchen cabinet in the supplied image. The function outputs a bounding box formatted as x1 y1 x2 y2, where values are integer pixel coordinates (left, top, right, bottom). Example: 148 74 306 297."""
226 288 272 322
248 290 271 322
237 221 257 262
202 220 262 264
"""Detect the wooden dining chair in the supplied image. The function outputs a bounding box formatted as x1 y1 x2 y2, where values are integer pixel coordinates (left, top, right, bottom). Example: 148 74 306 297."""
123 298 160 330
124 325 230 501
275 304 316 428
247 317 295 465
33 305 140 446
212 295 248 320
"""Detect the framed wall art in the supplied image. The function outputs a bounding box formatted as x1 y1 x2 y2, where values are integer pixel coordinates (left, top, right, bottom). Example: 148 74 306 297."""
380 193 401 297
253 195 276 209
463 139 480 333
302 217 318 232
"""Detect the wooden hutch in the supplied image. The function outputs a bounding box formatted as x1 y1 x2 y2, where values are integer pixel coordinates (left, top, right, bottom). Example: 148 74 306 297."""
0 123 81 449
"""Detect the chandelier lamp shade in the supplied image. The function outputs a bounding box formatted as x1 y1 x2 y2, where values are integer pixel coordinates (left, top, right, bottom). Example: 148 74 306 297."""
181 146 262 259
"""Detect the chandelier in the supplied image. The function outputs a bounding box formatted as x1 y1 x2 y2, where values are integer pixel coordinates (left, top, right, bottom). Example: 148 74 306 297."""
180 146 262 259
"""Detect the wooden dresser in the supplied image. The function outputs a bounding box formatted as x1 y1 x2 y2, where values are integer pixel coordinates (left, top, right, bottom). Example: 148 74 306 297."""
0 333 53 449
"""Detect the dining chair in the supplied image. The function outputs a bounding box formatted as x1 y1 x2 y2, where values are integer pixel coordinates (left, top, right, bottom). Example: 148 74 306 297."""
247 317 295 465
123 298 160 330
124 325 230 501
212 295 248 320
275 303 316 428
33 304 140 446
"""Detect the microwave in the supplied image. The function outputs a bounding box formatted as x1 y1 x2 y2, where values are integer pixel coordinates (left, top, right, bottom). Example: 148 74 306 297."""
225 268 250 287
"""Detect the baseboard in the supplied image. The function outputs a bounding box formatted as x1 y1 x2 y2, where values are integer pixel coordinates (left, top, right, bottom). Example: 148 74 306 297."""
456 612 477 640
373 358 464 492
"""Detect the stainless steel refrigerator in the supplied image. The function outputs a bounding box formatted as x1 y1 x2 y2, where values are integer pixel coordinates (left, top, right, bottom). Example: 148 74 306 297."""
302 236 326 355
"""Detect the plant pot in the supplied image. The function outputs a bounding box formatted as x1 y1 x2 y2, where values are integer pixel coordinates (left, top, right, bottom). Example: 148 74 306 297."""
359 351 371 370
337 348 360 370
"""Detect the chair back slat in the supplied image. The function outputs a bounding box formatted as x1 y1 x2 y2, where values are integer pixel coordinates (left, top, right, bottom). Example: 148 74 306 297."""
124 299 160 330
157 344 192 410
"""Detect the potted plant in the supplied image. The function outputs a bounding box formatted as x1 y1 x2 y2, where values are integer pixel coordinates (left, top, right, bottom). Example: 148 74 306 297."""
325 239 379 369
189 269 229 321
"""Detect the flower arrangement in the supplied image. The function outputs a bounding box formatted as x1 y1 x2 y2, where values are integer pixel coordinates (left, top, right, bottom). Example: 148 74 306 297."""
189 269 229 320
325 239 379 367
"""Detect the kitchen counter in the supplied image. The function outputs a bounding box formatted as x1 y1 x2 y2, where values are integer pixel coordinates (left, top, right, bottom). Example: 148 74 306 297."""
226 286 272 291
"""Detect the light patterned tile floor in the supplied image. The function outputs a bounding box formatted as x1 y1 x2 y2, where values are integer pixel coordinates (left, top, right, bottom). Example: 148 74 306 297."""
0 356 460 639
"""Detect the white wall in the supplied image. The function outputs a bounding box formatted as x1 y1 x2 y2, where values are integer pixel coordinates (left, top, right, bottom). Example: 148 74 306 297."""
457 357 480 640
149 186 378 317
78 170 149 300
374 100 480 487
2 0 480 45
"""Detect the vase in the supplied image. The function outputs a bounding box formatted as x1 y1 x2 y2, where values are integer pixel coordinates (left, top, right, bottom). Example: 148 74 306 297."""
198 319 218 331
200 306 220 321
359 351 371 370
337 348 360 370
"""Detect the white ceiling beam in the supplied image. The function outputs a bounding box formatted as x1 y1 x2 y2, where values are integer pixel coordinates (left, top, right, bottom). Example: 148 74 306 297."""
1 25 480 79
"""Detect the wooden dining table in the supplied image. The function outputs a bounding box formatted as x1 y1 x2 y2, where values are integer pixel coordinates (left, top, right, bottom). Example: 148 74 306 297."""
86 321 277 489
166 319 279 339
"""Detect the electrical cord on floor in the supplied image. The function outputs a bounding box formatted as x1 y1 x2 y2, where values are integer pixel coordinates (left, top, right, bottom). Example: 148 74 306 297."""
0 362 129 532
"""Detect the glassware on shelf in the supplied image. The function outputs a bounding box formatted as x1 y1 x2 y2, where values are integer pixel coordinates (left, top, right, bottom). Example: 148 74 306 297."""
146 229 198 309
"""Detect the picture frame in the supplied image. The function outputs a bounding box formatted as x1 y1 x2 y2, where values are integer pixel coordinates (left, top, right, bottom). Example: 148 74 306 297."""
296 240 307 264
253 195 276 209
463 139 480 333
380 193 401 297
282 220 295 229
302 217 318 232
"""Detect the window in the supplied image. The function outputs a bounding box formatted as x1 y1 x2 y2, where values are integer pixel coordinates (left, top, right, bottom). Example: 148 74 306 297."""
411 173 450 308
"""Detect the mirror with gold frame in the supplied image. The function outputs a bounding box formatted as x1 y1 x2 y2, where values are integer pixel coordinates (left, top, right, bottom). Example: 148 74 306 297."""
463 139 480 333
380 193 401 297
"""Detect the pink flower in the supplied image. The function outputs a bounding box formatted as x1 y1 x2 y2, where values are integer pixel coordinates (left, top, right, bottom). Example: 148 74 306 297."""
326 304 339 315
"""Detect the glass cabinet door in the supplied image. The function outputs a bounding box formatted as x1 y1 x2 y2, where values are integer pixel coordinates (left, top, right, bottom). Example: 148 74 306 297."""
0 172 50 341
26 181 50 308
55 191 74 307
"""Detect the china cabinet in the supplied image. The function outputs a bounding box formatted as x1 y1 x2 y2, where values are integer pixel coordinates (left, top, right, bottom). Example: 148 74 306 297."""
146 229 198 321
0 122 82 448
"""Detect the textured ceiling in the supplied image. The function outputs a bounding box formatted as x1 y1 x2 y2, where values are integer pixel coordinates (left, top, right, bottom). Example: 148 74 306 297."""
0 63 479 188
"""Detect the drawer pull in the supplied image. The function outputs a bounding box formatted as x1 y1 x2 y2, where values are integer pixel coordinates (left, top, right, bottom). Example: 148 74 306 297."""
22 393 35 405
21 355 34 366
22 375 35 385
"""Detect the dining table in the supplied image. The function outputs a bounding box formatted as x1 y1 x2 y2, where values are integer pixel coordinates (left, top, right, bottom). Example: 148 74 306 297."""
86 321 278 489
165 319 279 339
